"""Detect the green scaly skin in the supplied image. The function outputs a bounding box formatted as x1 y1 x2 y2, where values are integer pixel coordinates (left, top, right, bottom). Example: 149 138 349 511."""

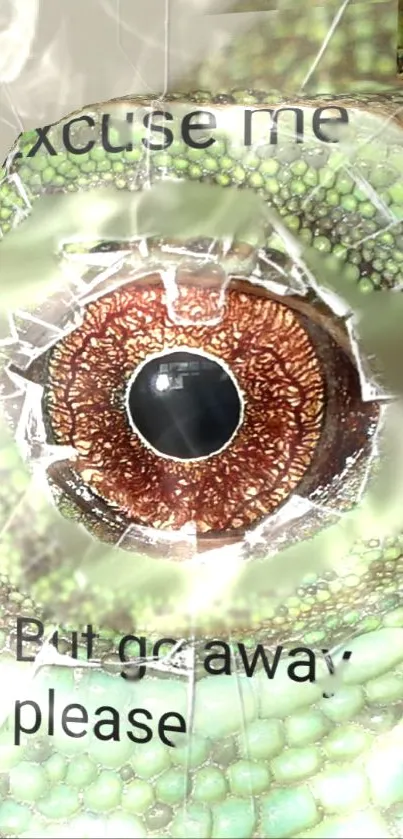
185 0 398 95
1 1 403 833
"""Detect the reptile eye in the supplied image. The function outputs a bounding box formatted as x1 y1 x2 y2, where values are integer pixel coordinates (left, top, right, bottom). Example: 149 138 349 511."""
1 90 392 568
11 240 379 558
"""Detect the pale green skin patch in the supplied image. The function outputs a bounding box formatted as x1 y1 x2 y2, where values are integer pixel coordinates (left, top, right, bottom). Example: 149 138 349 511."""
1 61 403 839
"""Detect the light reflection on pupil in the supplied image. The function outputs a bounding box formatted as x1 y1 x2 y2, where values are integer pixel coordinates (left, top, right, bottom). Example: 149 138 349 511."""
127 351 241 460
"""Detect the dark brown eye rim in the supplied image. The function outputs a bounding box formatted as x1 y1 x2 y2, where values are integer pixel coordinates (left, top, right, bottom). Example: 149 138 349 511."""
8 272 380 556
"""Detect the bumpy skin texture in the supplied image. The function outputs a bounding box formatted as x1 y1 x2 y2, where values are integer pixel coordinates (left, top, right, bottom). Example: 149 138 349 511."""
1 90 403 835
186 0 398 95
1 4 403 837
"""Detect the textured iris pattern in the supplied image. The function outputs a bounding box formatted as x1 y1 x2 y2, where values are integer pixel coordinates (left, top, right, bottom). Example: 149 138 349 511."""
1 1 403 837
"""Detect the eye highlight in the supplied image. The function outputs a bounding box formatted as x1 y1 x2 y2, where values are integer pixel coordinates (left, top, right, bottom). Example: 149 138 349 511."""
29 260 379 553
125 347 243 461
2 89 398 569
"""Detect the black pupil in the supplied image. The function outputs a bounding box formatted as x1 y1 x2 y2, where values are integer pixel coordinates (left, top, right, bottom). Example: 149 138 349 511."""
127 351 241 460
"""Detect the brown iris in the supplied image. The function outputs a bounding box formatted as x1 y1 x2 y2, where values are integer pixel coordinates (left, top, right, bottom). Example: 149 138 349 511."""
40 269 378 550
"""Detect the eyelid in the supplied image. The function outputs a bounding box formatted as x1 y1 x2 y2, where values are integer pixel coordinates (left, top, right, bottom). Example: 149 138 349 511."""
301 245 403 402
0 181 267 314
1 94 402 596
136 180 266 242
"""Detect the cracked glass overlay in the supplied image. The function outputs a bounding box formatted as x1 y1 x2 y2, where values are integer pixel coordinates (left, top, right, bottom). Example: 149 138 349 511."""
0 3 403 839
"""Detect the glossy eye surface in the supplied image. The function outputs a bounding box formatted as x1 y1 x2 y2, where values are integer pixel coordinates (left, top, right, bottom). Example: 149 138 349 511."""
1 10 403 838
17 260 376 553
125 349 242 461
0 90 401 633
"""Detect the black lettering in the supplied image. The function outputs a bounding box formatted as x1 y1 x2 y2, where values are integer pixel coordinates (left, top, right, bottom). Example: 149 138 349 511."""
71 632 78 659
244 107 304 146
245 108 273 146
48 688 55 736
312 106 349 143
14 699 41 745
94 705 120 741
159 712 187 747
61 703 88 738
238 644 283 678
101 113 133 153
50 630 59 652
142 111 173 151
50 630 78 658
204 641 231 675
16 618 44 662
27 125 57 157
152 637 179 658
288 646 316 683
62 116 95 154
118 634 147 681
127 708 153 744
81 625 99 659
181 110 216 149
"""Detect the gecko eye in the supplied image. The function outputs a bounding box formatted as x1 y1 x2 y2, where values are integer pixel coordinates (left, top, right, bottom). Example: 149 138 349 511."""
9 238 379 559
0 91 392 567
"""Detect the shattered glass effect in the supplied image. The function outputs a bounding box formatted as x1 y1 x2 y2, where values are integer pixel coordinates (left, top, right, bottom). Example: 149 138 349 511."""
0 230 385 550
1 93 402 635
187 0 398 95
0 1 403 839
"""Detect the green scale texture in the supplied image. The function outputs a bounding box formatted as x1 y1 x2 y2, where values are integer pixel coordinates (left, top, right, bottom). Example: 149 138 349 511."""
0 629 401 837
187 0 398 96
2 91 403 636
1 11 403 834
